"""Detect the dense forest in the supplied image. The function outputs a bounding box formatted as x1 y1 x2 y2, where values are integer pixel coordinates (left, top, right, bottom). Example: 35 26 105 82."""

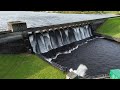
47 11 120 14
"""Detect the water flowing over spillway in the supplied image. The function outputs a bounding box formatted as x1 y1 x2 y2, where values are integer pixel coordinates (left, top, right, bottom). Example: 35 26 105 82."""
29 25 93 61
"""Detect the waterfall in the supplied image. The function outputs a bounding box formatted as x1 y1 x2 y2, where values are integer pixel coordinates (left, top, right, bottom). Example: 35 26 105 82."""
29 35 37 53
60 29 70 45
68 28 76 43
42 32 53 51
84 25 90 38
29 25 93 56
79 27 86 39
73 27 82 41
36 33 48 53
49 31 58 49
54 30 63 47
64 29 70 44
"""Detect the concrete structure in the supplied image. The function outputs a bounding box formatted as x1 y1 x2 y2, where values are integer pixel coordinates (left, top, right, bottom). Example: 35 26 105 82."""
66 71 78 79
0 21 30 54
7 21 27 32
0 15 118 54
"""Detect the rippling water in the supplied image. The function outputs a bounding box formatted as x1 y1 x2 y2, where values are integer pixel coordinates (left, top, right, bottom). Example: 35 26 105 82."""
52 38 120 76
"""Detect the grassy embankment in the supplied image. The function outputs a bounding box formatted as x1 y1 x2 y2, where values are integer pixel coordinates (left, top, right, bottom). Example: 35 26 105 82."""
0 54 66 79
97 17 120 38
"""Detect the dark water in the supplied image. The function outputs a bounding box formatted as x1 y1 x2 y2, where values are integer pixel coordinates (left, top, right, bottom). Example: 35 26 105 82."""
41 37 92 60
52 38 120 76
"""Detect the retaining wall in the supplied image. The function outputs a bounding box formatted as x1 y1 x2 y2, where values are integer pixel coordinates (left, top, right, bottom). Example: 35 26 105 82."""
0 17 115 54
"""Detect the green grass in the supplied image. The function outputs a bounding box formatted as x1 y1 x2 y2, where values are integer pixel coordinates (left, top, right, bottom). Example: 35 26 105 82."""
97 17 120 38
0 54 66 79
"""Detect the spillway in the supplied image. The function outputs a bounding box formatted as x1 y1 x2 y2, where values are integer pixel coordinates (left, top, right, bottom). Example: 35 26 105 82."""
29 24 93 61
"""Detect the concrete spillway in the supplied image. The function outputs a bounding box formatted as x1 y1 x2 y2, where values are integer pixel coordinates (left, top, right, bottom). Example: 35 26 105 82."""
29 25 93 57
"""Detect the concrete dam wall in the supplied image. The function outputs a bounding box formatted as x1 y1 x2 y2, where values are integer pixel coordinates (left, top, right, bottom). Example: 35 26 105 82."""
0 15 116 54
0 31 30 54
29 25 93 54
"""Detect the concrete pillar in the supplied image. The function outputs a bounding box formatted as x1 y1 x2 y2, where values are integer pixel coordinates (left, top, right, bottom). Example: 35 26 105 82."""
7 21 27 32
66 71 78 79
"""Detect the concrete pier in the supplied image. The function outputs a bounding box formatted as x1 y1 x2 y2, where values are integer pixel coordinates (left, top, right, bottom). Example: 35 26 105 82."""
7 21 27 32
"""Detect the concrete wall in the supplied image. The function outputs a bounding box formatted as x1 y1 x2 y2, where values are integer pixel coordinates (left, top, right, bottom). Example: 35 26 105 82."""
0 39 27 54
0 32 31 54
95 33 120 43
90 19 107 35
0 18 110 54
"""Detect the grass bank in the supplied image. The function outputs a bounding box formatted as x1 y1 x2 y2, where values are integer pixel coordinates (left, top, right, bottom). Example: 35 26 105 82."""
0 54 66 79
97 17 120 38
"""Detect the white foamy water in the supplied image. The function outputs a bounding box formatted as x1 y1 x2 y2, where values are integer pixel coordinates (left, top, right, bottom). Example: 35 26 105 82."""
44 36 103 62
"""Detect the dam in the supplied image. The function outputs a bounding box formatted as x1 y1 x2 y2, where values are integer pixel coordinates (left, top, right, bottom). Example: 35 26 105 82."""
29 25 93 54
0 11 120 77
